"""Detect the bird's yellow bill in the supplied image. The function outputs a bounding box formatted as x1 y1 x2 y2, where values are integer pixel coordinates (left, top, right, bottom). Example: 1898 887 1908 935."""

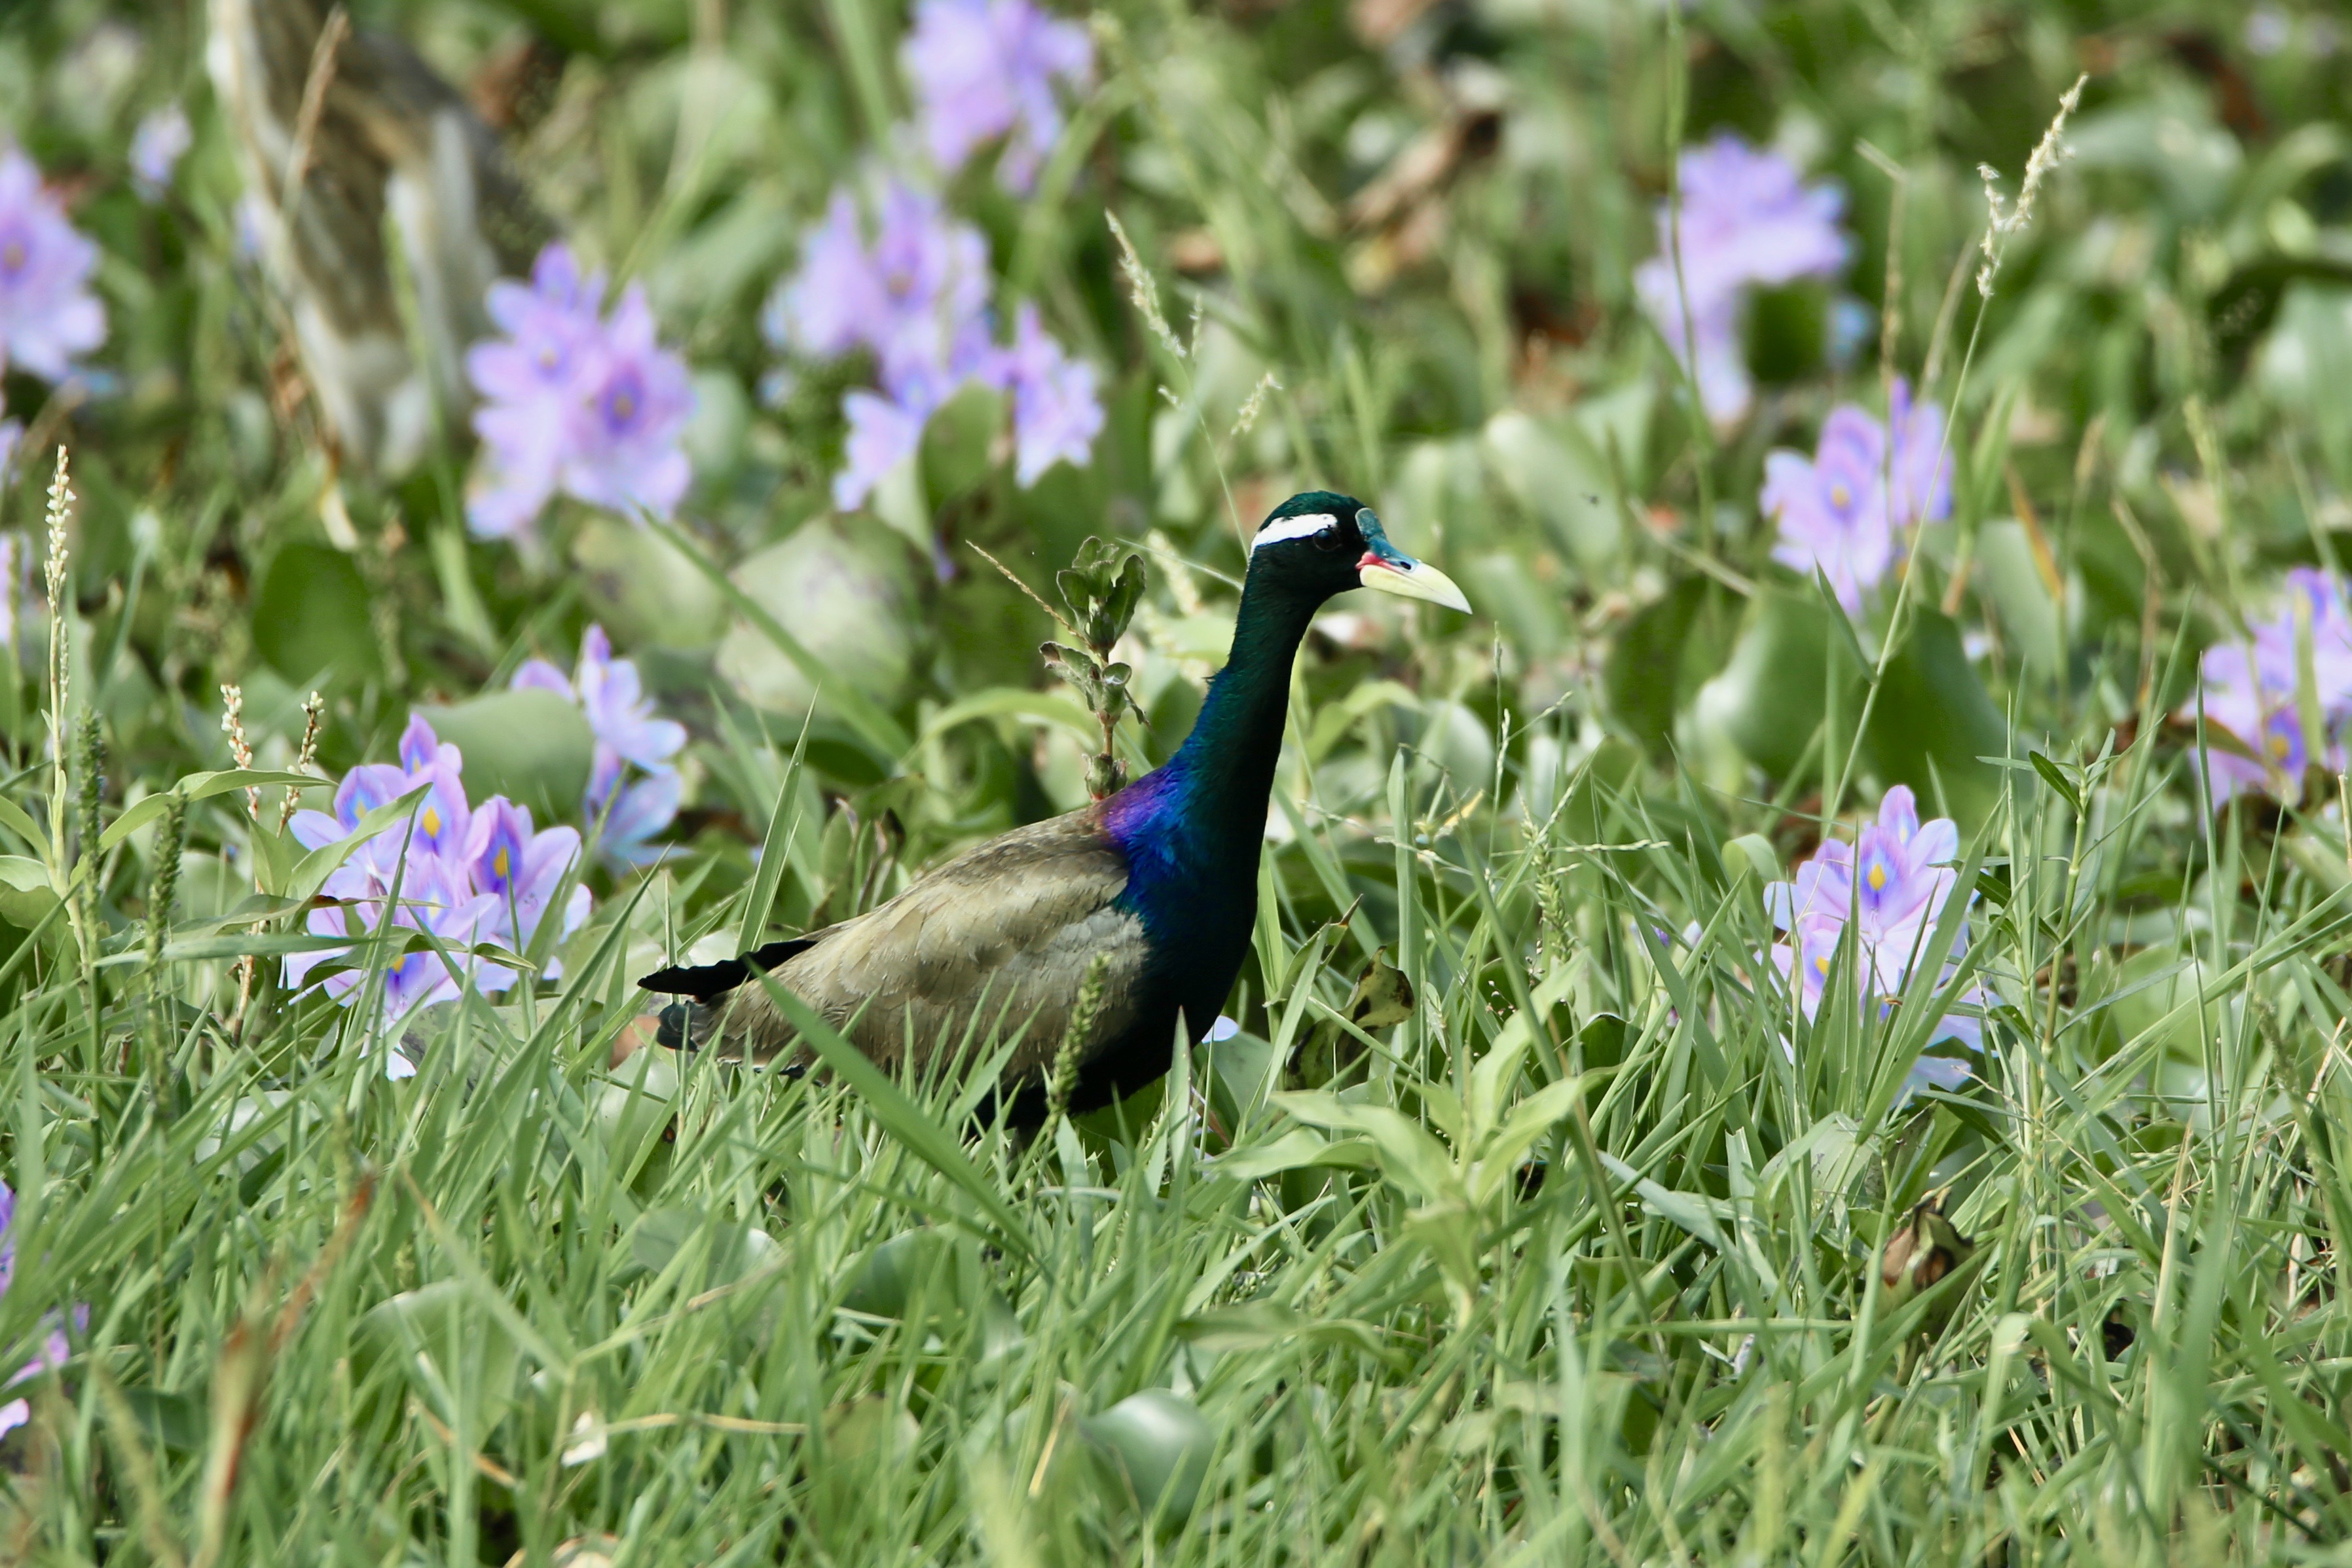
1357 553 1471 613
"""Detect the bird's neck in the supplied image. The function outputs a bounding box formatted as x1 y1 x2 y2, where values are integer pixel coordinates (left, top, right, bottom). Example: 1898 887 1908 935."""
1163 578 1315 850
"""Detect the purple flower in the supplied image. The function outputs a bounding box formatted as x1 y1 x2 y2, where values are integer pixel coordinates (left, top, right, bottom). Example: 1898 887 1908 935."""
903 0 1094 192
2183 570 2352 804
559 287 695 519
1634 134 1848 426
575 623 686 782
1763 786 1985 1092
1886 379 1954 528
130 105 193 194
1762 406 1894 613
284 718 591 1059
468 246 605 411
767 181 1103 505
465 244 696 541
767 181 993 390
513 625 686 862
764 192 879 363
464 797 590 972
0 1179 89 1440
836 378 942 509
1001 304 1101 484
1637 287 1752 428
600 771 683 867
291 857 513 1057
0 149 107 382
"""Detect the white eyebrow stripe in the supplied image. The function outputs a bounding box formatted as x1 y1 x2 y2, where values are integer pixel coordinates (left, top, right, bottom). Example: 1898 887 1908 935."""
1251 512 1338 551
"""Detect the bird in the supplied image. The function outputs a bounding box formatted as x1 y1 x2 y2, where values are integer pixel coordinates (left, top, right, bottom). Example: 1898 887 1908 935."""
637 492 1471 1120
208 0 549 475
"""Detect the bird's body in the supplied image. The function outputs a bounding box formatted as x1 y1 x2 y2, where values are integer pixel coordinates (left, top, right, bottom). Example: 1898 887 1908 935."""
208 0 547 474
641 493 1469 1117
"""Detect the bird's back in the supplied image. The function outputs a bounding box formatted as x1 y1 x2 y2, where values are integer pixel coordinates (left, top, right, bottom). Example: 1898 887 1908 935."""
707 805 1158 1085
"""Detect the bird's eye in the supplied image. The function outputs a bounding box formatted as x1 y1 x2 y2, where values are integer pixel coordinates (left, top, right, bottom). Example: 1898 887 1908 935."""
1312 525 1344 552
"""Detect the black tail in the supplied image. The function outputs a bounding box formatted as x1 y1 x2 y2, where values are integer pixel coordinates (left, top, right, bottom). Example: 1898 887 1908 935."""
636 936 819 1001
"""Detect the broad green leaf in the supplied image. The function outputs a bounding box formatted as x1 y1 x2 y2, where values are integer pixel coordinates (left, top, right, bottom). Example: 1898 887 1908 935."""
414 688 595 819
921 687 1100 748
0 793 43 852
920 380 1006 509
1481 410 1621 570
0 855 60 930
667 518 914 760
253 541 378 683
1082 1389 1215 1526
1862 606 2007 824
1689 585 1865 782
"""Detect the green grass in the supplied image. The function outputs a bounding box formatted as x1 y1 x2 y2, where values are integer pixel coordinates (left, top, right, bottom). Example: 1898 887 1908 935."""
5 0 2352 1561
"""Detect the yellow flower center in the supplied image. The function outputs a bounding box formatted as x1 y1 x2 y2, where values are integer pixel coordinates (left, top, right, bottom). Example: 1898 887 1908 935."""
494 846 511 881
1867 862 1886 892
2269 731 2291 759
1830 483 1851 510
1813 955 1830 975
612 390 636 422
422 805 441 837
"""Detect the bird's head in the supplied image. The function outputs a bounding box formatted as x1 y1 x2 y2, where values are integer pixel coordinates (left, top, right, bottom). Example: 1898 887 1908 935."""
1246 490 1471 615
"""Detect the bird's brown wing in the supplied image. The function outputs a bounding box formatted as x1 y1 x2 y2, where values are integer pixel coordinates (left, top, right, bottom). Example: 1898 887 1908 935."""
720 808 1148 1083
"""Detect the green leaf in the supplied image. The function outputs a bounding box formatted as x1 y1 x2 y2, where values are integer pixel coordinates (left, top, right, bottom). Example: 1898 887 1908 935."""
1083 1389 1215 1526
0 855 60 930
356 1281 524 1432
0 792 43 852
414 687 596 820
1604 576 1714 756
1692 587 1864 781
650 519 913 760
919 380 1006 507
100 771 322 854
921 686 1101 748
739 712 815 955
1480 410 1621 570
1862 606 2008 824
1208 1127 1378 1183
2029 750 2083 815
253 542 379 684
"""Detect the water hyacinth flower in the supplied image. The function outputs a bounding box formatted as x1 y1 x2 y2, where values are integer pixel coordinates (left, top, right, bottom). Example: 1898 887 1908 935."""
903 0 1094 192
285 716 592 1059
765 181 993 393
464 797 592 974
2183 568 2352 804
1001 303 1103 485
765 183 1102 505
1885 379 1954 528
465 243 696 542
1761 379 1951 613
0 149 108 382
1634 134 1849 426
513 625 686 864
1764 786 1985 1093
0 1177 84 1440
130 104 193 194
1762 407 1892 613
557 287 695 519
